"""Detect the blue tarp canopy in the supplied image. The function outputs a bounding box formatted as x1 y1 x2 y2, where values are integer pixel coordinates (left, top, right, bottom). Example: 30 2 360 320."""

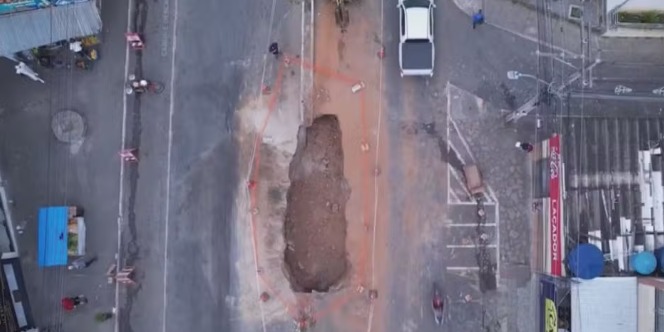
568 244 605 279
38 206 68 267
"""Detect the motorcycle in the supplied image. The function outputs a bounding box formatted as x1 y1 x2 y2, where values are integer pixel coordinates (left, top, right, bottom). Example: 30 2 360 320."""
61 295 88 311
432 285 444 326
125 74 165 95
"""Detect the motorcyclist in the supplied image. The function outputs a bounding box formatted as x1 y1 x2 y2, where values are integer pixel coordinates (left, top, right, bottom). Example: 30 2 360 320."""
61 295 87 311
130 79 149 93
433 297 443 310
432 289 444 325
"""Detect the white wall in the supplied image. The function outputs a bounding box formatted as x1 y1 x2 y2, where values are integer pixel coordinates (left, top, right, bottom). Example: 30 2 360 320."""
638 283 655 332
572 277 638 332
620 0 664 11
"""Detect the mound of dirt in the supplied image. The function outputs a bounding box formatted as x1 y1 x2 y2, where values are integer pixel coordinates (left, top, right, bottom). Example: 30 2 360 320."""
284 115 349 292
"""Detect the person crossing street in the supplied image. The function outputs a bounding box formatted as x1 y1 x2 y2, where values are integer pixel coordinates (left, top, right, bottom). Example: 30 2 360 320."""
268 42 280 58
472 9 485 29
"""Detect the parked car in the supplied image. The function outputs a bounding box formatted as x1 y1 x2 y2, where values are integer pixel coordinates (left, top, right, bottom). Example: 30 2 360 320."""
398 0 435 77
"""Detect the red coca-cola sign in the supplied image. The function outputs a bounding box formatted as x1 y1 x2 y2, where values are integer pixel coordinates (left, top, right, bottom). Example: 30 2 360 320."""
549 134 562 276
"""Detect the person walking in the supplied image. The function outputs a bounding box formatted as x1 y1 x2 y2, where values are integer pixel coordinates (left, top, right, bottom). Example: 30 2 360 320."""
268 42 280 58
472 9 485 29
515 141 534 152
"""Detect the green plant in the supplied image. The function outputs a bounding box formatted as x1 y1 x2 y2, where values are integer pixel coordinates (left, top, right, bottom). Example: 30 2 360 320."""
618 10 664 24
95 312 113 322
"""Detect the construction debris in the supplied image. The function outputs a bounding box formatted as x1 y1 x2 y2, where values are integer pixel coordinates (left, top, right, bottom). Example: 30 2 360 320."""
351 81 366 94
107 264 137 285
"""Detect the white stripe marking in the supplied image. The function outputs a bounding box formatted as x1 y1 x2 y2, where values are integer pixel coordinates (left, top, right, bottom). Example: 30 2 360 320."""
299 1 305 123
161 0 179 330
495 203 501 281
449 201 496 206
449 189 461 203
115 0 134 330
446 266 480 271
446 84 451 205
447 244 497 249
446 223 497 227
367 0 385 328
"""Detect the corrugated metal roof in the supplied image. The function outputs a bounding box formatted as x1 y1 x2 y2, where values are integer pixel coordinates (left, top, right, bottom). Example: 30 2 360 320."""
571 277 638 332
0 1 101 56
37 206 69 267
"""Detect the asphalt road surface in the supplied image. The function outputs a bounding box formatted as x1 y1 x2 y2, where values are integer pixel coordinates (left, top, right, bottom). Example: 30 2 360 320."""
380 0 542 330
0 0 660 331
119 0 293 331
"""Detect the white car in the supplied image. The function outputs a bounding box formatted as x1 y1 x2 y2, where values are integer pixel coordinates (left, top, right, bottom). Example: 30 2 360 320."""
398 0 435 77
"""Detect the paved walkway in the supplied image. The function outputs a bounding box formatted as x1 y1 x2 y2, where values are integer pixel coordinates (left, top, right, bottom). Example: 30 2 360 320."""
452 0 592 54
452 0 664 58
445 83 538 332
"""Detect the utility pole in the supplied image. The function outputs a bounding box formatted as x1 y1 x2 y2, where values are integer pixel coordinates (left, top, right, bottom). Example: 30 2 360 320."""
504 59 601 123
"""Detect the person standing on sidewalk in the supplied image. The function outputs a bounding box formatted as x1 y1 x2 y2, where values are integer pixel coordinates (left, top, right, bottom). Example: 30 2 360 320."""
472 9 485 29
268 42 280 58
515 141 534 152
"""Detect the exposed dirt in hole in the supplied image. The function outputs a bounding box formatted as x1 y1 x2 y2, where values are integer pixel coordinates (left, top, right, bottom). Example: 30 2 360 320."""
284 115 350 293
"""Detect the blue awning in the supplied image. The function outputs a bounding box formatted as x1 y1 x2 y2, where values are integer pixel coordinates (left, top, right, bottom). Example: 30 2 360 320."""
37 206 68 267
0 1 102 57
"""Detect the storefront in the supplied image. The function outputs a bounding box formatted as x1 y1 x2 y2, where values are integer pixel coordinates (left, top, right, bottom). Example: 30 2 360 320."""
0 256 34 332
532 134 566 277
0 0 49 15
539 275 571 332
0 0 101 59
0 183 33 331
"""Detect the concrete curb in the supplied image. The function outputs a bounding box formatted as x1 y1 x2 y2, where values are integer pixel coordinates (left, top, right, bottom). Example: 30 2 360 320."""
0 183 19 255
310 0 314 124
301 0 315 125
450 0 478 17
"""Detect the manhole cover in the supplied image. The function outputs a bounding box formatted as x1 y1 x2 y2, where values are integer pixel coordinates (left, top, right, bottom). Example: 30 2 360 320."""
52 110 86 143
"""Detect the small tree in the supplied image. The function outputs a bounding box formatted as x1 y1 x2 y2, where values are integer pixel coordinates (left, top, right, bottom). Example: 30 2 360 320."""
95 312 113 322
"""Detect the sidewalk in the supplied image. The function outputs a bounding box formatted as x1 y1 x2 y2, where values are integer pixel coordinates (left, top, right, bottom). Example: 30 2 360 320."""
0 0 131 330
453 0 664 62
0 44 122 332
446 83 538 332
452 0 592 55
